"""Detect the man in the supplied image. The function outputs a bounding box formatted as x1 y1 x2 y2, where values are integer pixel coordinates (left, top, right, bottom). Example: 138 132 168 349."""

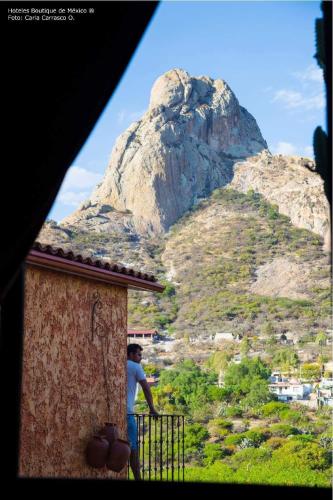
127 343 158 480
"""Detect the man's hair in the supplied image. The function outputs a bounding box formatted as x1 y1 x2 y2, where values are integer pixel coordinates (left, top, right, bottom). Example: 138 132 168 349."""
127 343 143 357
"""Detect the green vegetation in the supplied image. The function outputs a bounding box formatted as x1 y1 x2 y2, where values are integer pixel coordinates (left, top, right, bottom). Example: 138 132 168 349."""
156 188 329 338
125 187 331 485
271 349 300 373
135 357 332 487
128 285 179 331
300 363 322 381
126 188 330 350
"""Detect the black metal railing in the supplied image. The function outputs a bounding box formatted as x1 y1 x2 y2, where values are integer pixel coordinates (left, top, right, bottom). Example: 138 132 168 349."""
128 414 185 481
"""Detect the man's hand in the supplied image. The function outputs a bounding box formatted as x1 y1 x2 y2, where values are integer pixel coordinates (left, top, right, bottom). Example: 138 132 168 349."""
149 408 159 420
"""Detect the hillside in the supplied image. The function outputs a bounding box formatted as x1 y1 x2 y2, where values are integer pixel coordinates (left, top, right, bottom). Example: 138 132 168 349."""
127 188 330 346
39 187 330 366
37 69 331 366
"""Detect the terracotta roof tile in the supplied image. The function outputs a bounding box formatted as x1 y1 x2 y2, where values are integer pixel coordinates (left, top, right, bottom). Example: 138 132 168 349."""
32 241 157 283
128 329 157 335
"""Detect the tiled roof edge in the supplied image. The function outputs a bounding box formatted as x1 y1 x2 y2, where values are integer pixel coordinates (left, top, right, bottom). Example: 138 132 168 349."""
32 241 157 283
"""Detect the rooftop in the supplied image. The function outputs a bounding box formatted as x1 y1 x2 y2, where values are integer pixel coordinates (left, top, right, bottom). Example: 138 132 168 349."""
26 242 165 293
128 329 157 335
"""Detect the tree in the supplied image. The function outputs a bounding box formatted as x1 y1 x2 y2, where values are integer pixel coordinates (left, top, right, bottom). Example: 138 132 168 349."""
315 331 327 347
300 363 321 382
272 348 299 374
241 378 274 409
261 401 289 417
222 357 272 408
224 357 271 388
240 336 251 357
157 359 218 415
315 331 327 376
203 442 226 465
143 363 159 377
183 423 209 462
206 350 233 373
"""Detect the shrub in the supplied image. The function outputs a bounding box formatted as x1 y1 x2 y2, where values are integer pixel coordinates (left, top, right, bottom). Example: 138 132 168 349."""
242 428 270 445
212 418 233 430
217 429 230 438
291 434 316 443
319 435 333 450
203 443 226 465
260 401 289 417
161 282 176 297
184 423 209 450
265 437 286 449
279 409 303 424
225 406 243 418
229 447 272 466
207 386 229 402
220 445 235 456
270 423 300 437
274 440 332 470
238 437 256 449
142 363 160 377
208 419 233 438
224 433 245 446
300 363 321 381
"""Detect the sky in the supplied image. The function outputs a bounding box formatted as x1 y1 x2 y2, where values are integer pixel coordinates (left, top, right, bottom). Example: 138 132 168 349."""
48 0 325 222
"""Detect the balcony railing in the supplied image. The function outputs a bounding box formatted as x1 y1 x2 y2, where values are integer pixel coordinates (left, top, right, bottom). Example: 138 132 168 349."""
128 414 185 481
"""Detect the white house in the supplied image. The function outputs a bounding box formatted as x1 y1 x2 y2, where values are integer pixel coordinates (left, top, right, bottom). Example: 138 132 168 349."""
214 332 234 342
317 378 333 407
269 380 312 402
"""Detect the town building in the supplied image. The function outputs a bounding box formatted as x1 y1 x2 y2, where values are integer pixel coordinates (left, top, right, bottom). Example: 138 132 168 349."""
214 332 234 342
317 378 333 407
268 379 312 402
127 329 159 343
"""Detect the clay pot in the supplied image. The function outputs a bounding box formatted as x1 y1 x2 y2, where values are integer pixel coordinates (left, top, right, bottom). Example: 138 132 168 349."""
100 422 120 445
106 438 131 472
86 434 110 468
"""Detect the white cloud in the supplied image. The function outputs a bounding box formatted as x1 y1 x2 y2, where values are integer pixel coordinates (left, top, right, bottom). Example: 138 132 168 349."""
272 90 302 108
272 89 324 111
56 166 103 207
272 142 313 158
61 166 103 190
58 191 90 207
294 64 323 83
271 64 325 113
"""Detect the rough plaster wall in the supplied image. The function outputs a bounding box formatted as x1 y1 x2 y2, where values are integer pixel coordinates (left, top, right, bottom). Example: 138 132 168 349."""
20 266 128 478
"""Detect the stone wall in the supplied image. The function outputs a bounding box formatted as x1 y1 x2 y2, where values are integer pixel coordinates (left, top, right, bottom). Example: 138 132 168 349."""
20 265 128 478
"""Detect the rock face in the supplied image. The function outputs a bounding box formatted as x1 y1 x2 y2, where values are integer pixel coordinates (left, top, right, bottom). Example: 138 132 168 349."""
79 68 267 235
56 68 329 251
249 257 330 300
230 152 330 248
